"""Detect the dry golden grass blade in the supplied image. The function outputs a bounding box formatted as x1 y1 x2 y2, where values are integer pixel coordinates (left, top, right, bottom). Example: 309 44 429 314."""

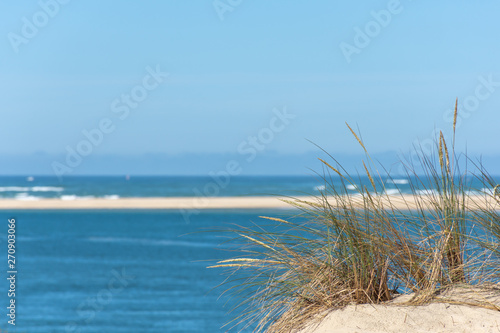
207 257 282 269
259 216 292 224
346 122 366 152
443 135 450 174
239 234 277 252
411 231 450 304
494 185 500 203
364 187 376 207
453 98 458 134
439 132 445 172
318 158 342 176
208 263 255 268
363 160 376 192
290 198 323 208
216 258 273 263
438 131 450 174
279 198 323 210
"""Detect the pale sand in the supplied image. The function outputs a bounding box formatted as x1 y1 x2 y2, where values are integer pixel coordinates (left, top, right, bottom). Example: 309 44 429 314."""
0 195 498 210
298 286 500 333
0 196 297 210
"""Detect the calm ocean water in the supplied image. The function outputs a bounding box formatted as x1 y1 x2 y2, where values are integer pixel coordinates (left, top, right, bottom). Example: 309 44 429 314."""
0 209 294 332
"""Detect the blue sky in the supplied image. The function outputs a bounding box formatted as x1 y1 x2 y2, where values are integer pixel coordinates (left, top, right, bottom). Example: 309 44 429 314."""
1 1 499 174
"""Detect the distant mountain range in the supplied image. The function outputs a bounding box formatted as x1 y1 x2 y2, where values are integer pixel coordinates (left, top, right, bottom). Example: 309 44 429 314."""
1 151 499 176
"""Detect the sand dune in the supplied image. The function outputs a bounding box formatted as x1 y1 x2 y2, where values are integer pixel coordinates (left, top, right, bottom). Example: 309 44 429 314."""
298 285 500 333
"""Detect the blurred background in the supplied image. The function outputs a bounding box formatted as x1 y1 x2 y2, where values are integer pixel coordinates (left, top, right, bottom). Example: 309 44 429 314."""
1 0 499 176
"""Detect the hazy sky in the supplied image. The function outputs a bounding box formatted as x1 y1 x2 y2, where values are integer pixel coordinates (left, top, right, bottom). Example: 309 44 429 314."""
1 1 500 163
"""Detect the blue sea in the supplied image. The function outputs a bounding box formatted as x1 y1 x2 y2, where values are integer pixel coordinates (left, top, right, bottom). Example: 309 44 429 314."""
1 209 283 333
0 175 498 332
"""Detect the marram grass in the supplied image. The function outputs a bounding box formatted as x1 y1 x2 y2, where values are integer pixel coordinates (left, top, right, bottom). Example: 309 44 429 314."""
210 100 500 333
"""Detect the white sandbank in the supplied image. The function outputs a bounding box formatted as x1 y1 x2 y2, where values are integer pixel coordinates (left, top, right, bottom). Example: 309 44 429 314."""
0 195 498 210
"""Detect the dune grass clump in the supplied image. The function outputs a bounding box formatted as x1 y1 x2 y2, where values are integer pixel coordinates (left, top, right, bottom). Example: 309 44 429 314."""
210 100 500 333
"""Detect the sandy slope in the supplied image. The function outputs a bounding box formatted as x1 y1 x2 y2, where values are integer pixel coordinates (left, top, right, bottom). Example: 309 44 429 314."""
298 286 500 333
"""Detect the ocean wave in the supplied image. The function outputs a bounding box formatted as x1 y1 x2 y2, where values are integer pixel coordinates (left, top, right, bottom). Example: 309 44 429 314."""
15 193 40 201
416 189 440 196
480 187 498 195
413 189 492 196
32 186 64 192
385 189 400 195
60 195 95 201
0 186 63 192
386 178 409 185
69 195 121 200
346 184 356 190
314 185 326 191
0 187 31 192
86 237 214 248
465 190 483 196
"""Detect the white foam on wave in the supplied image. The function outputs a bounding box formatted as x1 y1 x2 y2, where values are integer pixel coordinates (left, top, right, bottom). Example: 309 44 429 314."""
0 186 63 192
416 189 440 196
32 186 64 192
315 185 326 191
480 187 497 195
103 195 120 200
385 189 400 195
462 189 483 196
346 184 356 190
60 195 95 201
387 178 409 185
0 187 30 192
14 193 40 201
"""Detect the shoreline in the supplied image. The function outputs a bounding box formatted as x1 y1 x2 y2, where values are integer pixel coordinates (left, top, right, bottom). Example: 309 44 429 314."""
0 195 497 210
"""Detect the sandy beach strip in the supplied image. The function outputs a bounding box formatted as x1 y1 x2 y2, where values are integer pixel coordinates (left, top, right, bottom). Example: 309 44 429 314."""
0 195 498 210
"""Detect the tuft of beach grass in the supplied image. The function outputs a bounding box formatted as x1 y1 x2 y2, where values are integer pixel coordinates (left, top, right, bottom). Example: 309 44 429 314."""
210 100 500 333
